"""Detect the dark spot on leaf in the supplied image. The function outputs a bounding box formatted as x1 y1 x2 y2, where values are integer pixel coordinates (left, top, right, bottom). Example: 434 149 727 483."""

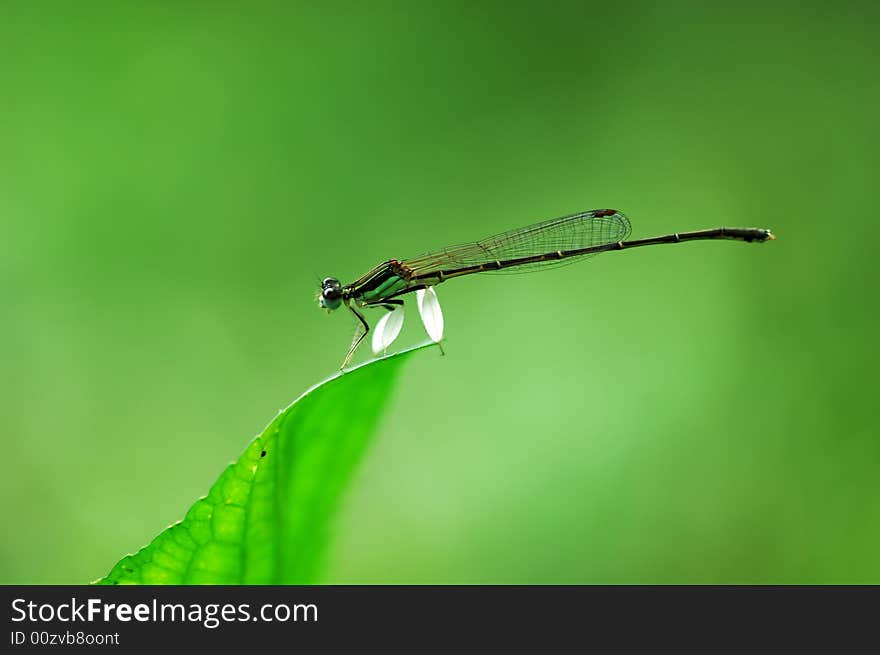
260 450 266 458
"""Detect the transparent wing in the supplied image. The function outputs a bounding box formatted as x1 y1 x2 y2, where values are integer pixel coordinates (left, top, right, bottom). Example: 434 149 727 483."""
402 209 631 275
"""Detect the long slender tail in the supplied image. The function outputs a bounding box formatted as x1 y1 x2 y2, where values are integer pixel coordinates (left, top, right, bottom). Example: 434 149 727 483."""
622 227 775 249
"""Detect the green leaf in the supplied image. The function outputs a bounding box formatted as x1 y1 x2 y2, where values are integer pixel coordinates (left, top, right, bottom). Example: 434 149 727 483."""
96 345 429 585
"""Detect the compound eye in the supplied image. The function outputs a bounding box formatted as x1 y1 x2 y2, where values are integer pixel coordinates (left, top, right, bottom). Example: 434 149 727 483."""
322 277 340 290
321 286 342 310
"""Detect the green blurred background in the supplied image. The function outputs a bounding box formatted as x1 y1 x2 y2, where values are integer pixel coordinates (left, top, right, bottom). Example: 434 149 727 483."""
1 1 877 583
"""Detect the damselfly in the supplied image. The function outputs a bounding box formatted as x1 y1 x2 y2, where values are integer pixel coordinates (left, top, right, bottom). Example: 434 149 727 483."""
319 209 775 368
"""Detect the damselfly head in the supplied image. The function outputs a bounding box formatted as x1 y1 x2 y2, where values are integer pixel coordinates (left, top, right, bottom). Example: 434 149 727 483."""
319 277 343 310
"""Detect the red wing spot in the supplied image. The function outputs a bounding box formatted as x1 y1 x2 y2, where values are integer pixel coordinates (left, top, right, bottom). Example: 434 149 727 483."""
592 209 617 218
